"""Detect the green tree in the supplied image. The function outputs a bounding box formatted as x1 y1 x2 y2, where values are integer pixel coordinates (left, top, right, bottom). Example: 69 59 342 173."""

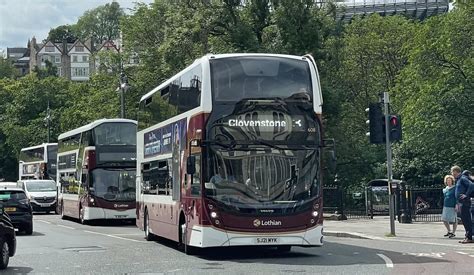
392 6 474 184
32 60 58 79
325 15 416 185
47 25 78 43
74 2 124 45
0 58 18 79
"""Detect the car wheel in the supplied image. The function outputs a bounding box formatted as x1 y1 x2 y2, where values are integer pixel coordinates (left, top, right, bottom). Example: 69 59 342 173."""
0 238 9 270
24 223 33 235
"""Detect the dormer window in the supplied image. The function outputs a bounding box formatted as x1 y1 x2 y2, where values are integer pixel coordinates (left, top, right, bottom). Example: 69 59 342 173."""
45 46 55 52
76 46 84 52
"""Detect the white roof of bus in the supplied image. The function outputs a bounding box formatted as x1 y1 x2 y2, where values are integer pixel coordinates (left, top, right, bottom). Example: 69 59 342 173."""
139 53 309 102
58 118 137 140
20 143 58 152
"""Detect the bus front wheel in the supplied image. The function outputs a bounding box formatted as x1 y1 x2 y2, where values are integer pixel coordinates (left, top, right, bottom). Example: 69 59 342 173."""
60 202 66 220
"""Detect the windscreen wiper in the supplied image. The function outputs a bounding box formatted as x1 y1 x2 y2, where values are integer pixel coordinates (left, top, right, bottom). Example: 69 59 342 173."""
203 140 236 150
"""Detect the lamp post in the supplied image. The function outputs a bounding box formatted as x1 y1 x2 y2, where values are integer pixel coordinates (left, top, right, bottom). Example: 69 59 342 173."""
44 100 51 142
119 72 129 118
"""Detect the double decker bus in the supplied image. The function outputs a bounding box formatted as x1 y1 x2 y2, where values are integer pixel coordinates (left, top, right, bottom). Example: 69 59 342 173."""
137 53 324 253
57 119 137 224
19 143 58 181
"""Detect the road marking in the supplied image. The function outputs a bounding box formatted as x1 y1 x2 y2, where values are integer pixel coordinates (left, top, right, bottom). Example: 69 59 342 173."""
456 251 468 255
328 233 474 249
376 253 394 268
167 269 182 273
83 230 147 243
353 252 360 255
112 233 144 236
37 220 52 224
57 225 75 229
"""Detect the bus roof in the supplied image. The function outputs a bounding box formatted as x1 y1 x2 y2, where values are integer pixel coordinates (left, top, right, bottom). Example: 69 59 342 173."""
139 53 310 102
58 118 137 140
20 143 58 152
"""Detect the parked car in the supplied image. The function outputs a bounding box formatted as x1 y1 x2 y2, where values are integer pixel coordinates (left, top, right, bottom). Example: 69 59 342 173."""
0 205 16 270
0 188 33 235
17 180 57 214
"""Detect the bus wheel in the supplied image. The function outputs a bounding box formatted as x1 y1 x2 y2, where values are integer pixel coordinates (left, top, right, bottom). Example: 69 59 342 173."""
60 202 66 220
180 222 195 255
144 211 154 241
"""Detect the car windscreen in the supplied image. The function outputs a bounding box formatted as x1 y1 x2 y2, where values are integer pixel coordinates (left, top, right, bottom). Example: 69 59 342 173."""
0 190 28 202
25 181 56 192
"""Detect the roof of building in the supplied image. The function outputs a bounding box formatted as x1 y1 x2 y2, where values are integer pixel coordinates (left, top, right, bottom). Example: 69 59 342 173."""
7 47 27 54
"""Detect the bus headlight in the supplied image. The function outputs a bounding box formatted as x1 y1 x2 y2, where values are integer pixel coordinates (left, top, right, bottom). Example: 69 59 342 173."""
210 211 218 219
90 198 95 203
312 211 319 217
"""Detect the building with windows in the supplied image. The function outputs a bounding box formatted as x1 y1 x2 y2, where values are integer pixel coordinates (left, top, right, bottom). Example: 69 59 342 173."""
29 37 93 81
6 47 29 76
331 0 449 21
68 40 92 81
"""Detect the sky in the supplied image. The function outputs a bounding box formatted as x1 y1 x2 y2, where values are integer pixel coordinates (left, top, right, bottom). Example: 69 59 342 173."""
0 0 153 51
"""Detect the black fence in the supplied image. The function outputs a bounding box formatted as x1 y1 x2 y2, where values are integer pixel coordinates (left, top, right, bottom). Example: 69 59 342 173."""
323 184 444 222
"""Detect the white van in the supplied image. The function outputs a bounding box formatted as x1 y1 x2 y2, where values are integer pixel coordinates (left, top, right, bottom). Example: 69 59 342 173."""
17 180 57 214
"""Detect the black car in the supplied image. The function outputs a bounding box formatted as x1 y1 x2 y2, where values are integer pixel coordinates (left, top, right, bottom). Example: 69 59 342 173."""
0 205 16 270
0 188 33 235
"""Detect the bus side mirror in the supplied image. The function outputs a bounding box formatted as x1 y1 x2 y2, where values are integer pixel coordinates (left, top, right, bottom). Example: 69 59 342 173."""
187 156 196 175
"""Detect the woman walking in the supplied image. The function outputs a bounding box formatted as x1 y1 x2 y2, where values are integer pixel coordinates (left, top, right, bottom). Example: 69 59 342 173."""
442 175 457 238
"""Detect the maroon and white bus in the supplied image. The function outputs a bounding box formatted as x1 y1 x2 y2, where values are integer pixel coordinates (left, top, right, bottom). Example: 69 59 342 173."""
57 119 137 224
137 53 324 253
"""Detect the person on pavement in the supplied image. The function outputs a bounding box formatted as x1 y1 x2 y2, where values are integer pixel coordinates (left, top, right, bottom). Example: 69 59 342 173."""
451 165 473 243
441 175 457 238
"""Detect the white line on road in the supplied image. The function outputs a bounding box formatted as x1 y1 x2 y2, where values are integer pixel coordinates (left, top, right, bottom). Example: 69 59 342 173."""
376 253 394 268
83 230 148 243
456 251 468 255
37 220 52 224
57 225 75 229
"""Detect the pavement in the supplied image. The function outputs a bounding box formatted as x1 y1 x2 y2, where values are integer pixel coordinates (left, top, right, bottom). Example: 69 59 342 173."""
324 216 474 247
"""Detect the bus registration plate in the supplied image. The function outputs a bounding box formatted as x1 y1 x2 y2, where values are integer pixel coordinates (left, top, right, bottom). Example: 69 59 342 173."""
255 237 279 244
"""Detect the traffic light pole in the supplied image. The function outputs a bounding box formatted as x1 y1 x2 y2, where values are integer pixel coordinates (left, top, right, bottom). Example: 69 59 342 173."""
383 92 396 236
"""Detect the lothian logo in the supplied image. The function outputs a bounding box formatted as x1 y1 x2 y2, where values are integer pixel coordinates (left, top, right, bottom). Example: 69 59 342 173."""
253 219 282 227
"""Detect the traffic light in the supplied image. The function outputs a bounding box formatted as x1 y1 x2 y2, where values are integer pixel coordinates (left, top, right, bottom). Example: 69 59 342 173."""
366 103 385 144
389 115 402 142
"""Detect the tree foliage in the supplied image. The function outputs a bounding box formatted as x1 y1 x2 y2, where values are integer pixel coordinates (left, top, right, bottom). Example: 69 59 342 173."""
0 1 472 188
74 2 124 45
47 25 77 43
